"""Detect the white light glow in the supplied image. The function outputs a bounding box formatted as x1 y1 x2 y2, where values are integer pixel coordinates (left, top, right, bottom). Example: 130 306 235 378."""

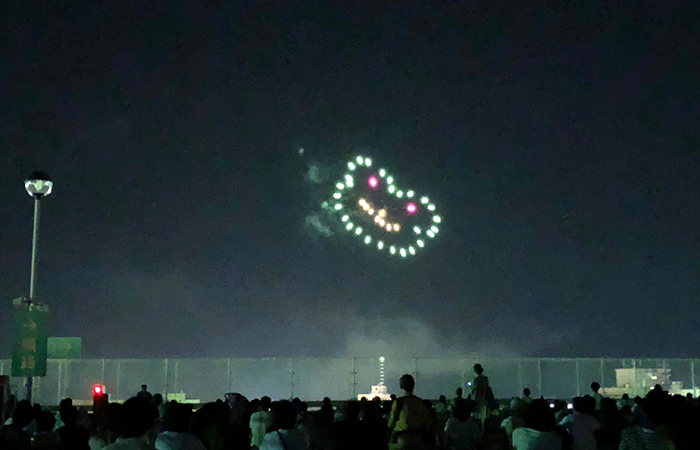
396 190 403 198
348 162 356 170
420 196 429 204
431 226 439 233
386 224 392 231
409 246 416 255
428 204 436 211
359 198 366 206
333 192 341 199
334 204 342 210
413 226 421 234
355 227 362 235
336 183 344 190
345 179 354 188
356 156 364 164
393 223 400 232
427 230 435 238
388 185 396 193
400 248 407 257
407 190 414 198
364 158 372 166
378 241 384 250
362 204 370 211
374 216 381 223
390 246 396 254
341 215 349 222
386 176 394 184
368 209 374 215
364 235 371 244
417 240 424 247
346 223 354 230
433 215 441 223
379 219 386 226
379 169 386 177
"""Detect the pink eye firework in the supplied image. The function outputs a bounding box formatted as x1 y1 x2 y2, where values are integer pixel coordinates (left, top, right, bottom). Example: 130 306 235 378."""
329 155 441 257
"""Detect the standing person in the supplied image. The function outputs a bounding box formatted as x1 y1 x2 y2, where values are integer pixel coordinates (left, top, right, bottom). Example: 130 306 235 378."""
387 374 431 450
590 383 603 411
453 388 467 412
155 402 206 450
470 364 495 424
136 386 153 403
0 400 33 450
559 396 599 450
522 388 533 404
260 400 307 450
249 397 273 450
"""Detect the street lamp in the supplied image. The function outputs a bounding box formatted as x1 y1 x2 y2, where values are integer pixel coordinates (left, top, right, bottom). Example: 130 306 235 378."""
23 171 53 401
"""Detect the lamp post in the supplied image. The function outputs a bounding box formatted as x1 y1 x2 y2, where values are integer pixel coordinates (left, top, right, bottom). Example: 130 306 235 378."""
23 171 53 401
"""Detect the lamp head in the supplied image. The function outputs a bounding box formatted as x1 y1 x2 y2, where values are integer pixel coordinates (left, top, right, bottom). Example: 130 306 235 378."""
25 171 53 198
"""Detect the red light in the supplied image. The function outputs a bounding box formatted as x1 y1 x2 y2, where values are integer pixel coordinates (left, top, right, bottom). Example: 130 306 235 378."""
406 203 417 214
93 385 102 395
368 177 378 188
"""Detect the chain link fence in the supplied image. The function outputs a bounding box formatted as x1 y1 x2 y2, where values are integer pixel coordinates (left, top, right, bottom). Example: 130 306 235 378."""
2 357 699 406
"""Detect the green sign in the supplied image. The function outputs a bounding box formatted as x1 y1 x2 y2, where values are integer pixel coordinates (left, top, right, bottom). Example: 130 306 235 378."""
12 305 49 377
48 337 81 359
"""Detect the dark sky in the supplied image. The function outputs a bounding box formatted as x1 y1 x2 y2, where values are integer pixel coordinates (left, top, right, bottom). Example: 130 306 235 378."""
2 0 700 359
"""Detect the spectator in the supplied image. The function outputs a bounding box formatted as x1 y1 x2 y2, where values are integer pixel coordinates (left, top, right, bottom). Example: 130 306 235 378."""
444 401 480 450
250 396 273 450
155 402 206 450
136 386 152 403
104 397 153 450
387 374 430 450
470 364 495 424
260 400 307 450
31 410 58 450
559 396 599 450
57 405 90 450
619 391 674 450
512 399 562 450
0 400 33 450
522 388 533 404
453 388 467 412
590 382 603 411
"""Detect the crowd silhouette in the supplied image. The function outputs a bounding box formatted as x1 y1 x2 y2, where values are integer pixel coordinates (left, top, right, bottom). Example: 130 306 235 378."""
1 364 697 449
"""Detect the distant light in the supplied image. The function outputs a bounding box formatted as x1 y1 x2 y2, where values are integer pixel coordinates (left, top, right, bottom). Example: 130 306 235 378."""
389 246 396 254
333 192 342 199
406 203 417 214
393 223 400 232
368 176 378 188
430 226 439 233
433 215 441 223
386 176 394 184
377 241 384 250
356 156 364 164
379 219 386 226
413 226 421 234
396 190 403 198
341 215 349 222
379 169 386 177
345 179 354 188
467 382 472 386
368 209 374 215
549 403 555 409
386 224 392 231
427 204 436 211
336 183 345 190
427 230 435 238
406 190 414 198
567 403 573 410
409 246 416 255
417 240 424 247
355 227 362 235
400 248 407 257
346 223 354 230
334 204 343 210
364 158 372 167
379 356 385 362
359 198 367 206
362 204 370 211
348 162 356 170
364 235 372 244
374 216 381 223
93 385 103 395
651 375 658 380
388 185 396 193
420 196 429 204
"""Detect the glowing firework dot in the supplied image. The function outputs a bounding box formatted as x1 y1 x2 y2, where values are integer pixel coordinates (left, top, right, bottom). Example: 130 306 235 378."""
330 155 441 257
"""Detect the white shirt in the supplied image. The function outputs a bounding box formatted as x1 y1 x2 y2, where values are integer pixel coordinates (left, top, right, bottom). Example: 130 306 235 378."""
260 429 308 450
559 412 600 450
250 410 273 448
444 417 481 450
155 431 207 450
103 436 151 450
512 427 562 450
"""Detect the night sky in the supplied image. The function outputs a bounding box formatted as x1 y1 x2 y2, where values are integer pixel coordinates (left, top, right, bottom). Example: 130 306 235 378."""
2 1 700 359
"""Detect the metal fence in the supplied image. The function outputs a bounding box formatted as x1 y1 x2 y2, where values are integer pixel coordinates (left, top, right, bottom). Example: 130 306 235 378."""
2 357 699 406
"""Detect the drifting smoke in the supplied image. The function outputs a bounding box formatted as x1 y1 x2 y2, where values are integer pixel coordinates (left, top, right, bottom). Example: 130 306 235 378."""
305 213 334 237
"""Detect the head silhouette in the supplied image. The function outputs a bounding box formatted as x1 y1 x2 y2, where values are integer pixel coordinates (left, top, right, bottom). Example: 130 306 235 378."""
399 374 415 393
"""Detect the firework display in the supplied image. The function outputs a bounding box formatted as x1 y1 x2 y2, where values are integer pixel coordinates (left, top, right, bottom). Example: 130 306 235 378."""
329 156 441 257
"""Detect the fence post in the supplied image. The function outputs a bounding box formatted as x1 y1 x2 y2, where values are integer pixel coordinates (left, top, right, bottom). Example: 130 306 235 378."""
537 359 542 398
692 360 696 395
227 358 232 393
173 360 179 395
599 358 605 390
56 360 62 405
517 361 523 396
413 358 419 389
575 360 580 397
116 360 121 402
101 359 106 386
289 359 295 400
164 359 169 399
351 358 357 400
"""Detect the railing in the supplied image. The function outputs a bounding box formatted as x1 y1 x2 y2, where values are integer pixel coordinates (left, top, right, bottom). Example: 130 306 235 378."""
2 357 698 405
